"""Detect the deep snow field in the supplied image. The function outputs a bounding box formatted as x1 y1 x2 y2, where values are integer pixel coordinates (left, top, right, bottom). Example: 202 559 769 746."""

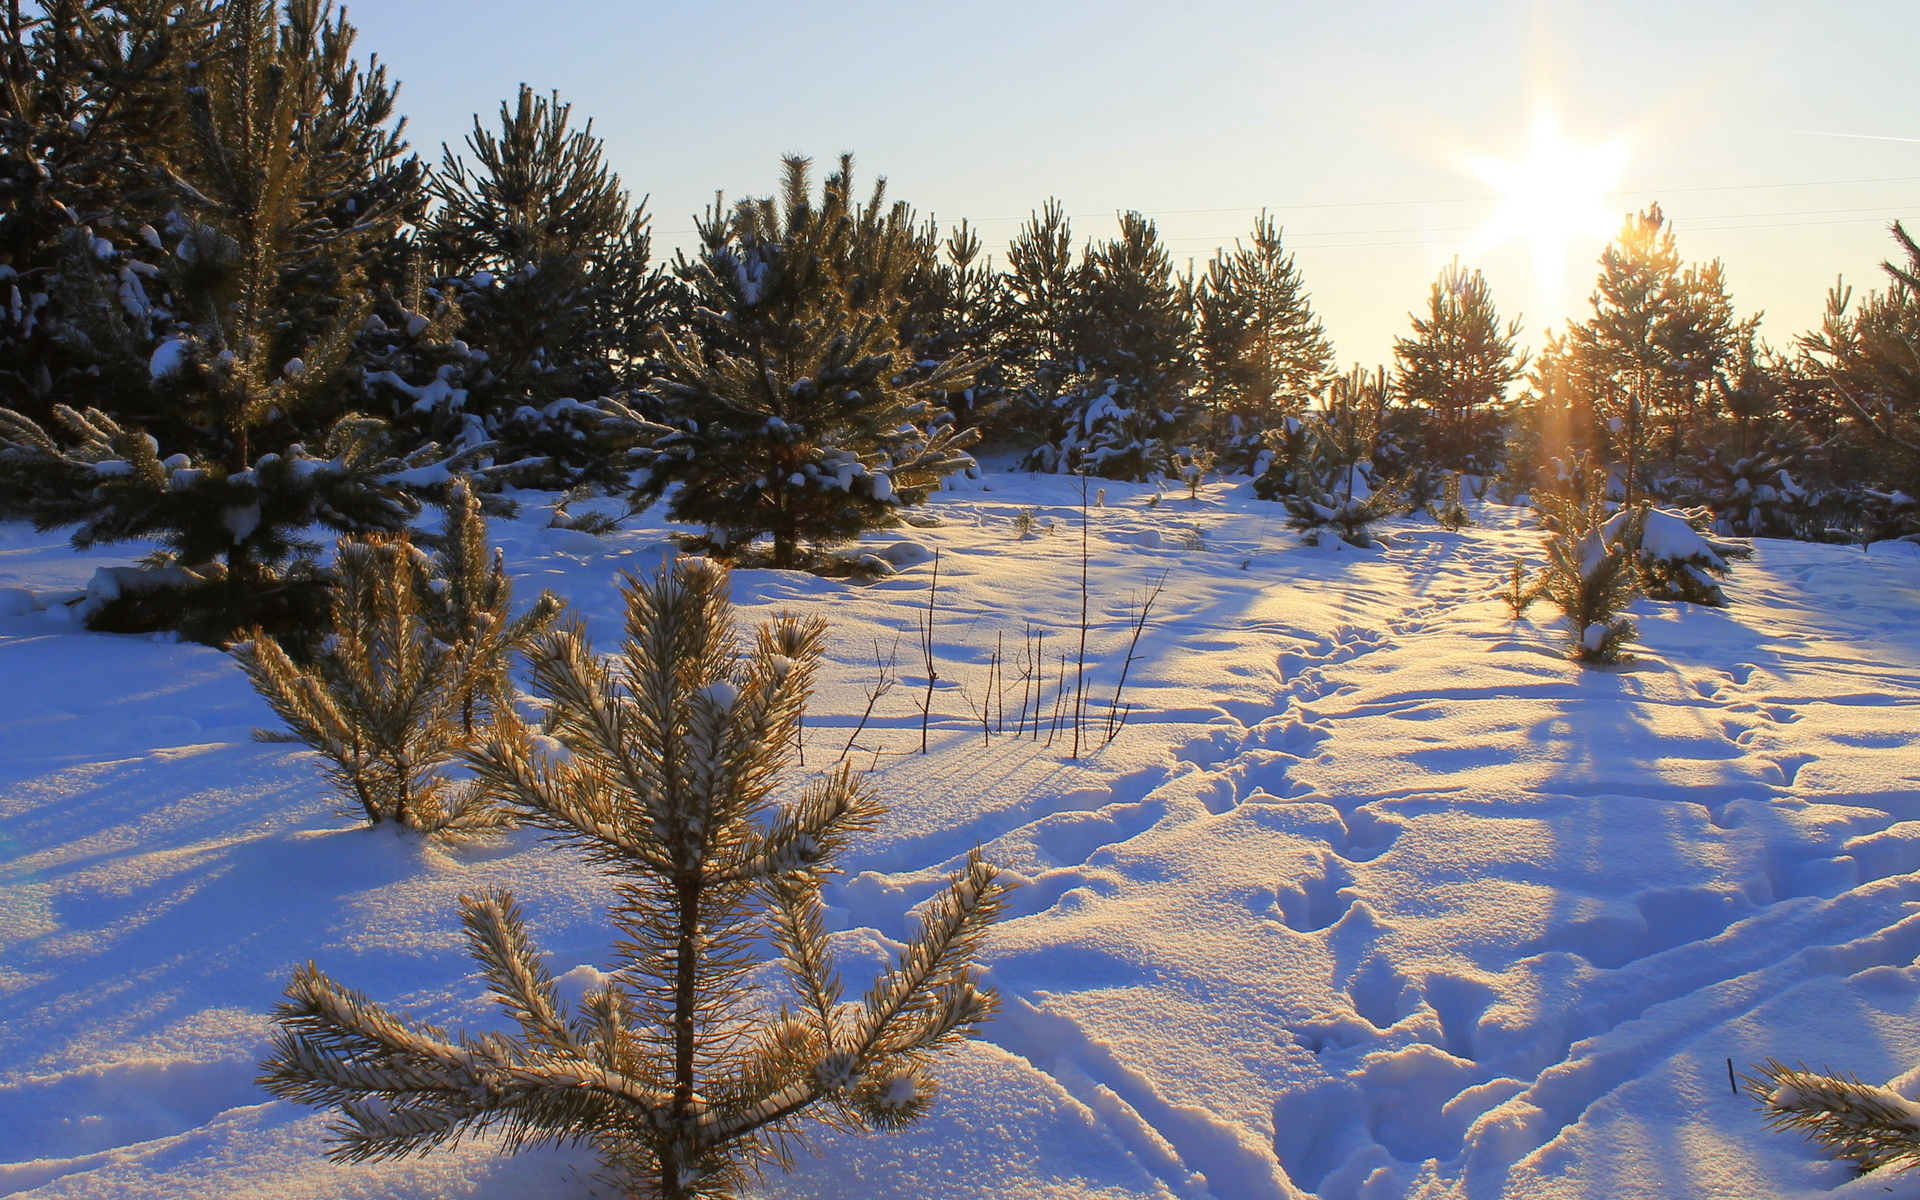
4 472 1920 1200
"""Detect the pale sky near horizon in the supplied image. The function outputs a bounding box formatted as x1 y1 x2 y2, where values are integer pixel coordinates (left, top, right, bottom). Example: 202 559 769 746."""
348 0 1919 371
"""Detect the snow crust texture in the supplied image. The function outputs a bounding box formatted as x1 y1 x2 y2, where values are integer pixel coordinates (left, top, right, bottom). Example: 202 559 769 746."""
4 476 1920 1199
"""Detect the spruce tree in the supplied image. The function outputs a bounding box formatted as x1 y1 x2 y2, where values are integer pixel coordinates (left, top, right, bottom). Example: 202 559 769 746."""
1392 260 1524 472
636 155 977 568
260 557 1009 1199
1192 214 1333 469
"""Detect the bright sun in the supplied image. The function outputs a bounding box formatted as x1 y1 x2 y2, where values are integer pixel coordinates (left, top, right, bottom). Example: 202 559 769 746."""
1465 113 1627 309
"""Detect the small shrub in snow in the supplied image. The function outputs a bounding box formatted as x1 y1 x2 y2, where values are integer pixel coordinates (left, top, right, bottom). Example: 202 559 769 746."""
1750 1058 1920 1175
1537 477 1643 665
260 558 1008 1199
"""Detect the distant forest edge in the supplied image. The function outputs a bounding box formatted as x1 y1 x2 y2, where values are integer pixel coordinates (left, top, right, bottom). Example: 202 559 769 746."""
3 1 1919 643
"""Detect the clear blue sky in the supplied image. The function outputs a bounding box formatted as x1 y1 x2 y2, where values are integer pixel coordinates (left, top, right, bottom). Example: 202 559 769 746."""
348 0 1919 368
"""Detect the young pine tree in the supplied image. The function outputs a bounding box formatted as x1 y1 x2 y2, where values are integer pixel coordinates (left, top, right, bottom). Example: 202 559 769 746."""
260 557 1009 1199
0 406 458 643
899 219 1009 434
235 531 515 835
0 0 211 422
1536 466 1644 664
1392 260 1524 472
1564 205 1740 502
1039 211 1197 480
1801 222 1920 497
422 476 566 731
1192 214 1334 469
428 85 664 481
638 155 978 568
995 199 1080 447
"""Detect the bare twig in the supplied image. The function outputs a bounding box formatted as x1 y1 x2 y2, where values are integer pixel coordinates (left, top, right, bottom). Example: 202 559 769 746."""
1072 478 1091 758
840 636 899 760
918 549 941 754
1104 570 1168 744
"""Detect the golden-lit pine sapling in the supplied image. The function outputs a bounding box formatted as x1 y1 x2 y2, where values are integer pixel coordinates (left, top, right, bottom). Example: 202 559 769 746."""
1749 1058 1920 1175
1537 482 1645 665
234 535 512 835
1172 447 1217 499
1433 472 1471 531
259 558 1009 1200
424 477 565 731
1498 557 1536 618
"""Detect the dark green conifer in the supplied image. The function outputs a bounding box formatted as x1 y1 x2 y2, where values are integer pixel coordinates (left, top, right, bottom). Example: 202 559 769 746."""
636 155 977 569
1192 214 1333 468
427 85 663 483
1033 211 1196 479
1392 260 1524 471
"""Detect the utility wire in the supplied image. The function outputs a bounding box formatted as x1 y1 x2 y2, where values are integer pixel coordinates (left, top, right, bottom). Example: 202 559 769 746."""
654 173 1920 238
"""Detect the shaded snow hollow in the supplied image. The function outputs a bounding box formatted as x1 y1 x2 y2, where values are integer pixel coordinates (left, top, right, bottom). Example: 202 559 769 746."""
4 476 1920 1199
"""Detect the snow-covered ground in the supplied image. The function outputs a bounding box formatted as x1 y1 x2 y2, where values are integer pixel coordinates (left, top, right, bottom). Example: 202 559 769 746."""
4 474 1920 1199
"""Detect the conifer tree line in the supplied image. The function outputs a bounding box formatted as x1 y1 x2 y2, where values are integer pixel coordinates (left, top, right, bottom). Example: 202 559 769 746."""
5 1 1920 643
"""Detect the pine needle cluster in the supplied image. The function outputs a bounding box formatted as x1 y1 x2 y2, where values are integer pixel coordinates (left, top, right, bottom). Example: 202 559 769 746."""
235 479 561 833
1536 467 1644 664
259 557 1009 1198
1749 1058 1920 1175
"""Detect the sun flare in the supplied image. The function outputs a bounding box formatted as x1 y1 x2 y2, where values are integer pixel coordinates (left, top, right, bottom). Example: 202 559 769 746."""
1466 113 1628 309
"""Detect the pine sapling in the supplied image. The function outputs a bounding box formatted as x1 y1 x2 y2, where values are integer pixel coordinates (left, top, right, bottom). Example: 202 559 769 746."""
1537 477 1646 665
260 558 1010 1200
426 477 566 734
1172 447 1217 499
1748 1058 1920 1175
1433 472 1471 531
1498 557 1537 618
234 534 513 836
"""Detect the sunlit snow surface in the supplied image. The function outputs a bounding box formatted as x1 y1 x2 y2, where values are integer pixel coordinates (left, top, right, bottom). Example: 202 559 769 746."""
4 476 1920 1200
